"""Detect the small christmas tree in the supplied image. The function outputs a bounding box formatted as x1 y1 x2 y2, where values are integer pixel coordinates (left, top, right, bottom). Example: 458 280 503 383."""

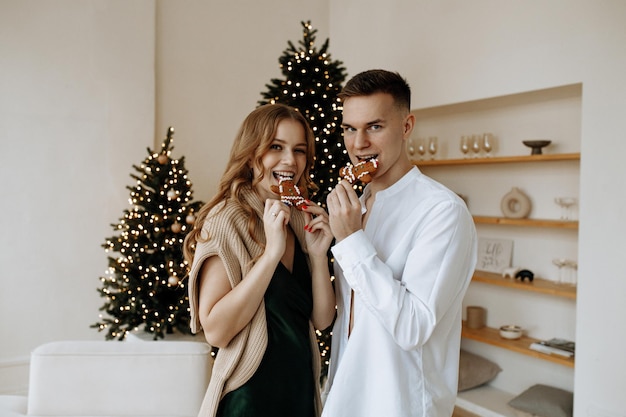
92 127 203 340
259 20 349 206
259 20 349 383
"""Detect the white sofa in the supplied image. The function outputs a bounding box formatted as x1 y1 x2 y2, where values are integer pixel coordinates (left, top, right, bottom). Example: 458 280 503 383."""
0 339 213 417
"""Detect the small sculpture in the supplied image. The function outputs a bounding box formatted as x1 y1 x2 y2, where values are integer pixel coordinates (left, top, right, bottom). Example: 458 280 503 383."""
501 187 532 219
515 269 534 282
502 267 521 279
522 140 551 155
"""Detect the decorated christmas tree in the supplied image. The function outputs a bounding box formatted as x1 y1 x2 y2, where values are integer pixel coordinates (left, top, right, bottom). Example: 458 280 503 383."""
92 127 204 340
259 20 348 382
259 20 349 206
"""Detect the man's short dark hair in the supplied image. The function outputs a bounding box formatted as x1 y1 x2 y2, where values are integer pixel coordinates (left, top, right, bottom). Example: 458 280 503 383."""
338 69 411 111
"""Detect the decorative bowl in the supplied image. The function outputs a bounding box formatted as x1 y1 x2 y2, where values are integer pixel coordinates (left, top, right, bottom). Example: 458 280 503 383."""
499 325 523 340
522 140 552 155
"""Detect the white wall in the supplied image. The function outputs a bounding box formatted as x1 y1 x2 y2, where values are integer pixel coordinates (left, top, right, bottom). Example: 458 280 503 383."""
329 1 626 416
155 0 330 201
0 0 156 394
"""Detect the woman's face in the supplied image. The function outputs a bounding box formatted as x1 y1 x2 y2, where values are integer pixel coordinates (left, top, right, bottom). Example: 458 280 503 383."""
252 118 308 201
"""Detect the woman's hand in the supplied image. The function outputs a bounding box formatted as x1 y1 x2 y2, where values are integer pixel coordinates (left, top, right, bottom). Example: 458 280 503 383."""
263 199 290 261
302 201 333 258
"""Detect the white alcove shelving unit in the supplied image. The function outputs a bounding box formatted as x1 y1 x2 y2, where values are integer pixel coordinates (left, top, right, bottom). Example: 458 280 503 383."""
410 84 581 417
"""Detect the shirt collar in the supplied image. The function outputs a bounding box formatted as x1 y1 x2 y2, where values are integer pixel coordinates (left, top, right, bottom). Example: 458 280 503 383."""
361 166 420 204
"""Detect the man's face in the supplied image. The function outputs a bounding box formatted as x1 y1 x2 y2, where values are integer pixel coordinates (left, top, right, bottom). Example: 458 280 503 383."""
341 92 413 187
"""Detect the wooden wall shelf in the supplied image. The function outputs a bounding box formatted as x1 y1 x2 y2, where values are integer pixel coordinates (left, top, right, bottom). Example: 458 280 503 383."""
472 270 576 300
462 322 575 368
413 153 580 167
473 216 578 229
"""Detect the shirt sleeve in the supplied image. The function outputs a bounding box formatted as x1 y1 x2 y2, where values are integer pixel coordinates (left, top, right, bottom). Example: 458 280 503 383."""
331 200 477 351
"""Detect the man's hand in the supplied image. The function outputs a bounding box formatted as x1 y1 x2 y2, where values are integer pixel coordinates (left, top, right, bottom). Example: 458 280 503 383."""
327 180 363 242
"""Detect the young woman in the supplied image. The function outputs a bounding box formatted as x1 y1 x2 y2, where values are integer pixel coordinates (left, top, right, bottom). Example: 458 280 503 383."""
183 103 335 417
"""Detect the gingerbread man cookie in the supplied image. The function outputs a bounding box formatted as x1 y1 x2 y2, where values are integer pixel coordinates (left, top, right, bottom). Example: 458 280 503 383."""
270 177 308 210
339 158 379 185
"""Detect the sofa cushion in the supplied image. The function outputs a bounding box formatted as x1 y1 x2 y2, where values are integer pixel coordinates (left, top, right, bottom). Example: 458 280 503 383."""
507 384 573 417
458 349 502 392
27 340 212 416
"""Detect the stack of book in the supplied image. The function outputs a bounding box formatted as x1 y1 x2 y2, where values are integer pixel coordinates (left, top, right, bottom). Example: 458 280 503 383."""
529 338 575 358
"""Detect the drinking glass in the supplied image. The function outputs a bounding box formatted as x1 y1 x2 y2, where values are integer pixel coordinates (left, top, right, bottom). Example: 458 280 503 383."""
552 258 567 284
482 133 494 157
428 136 438 160
416 138 426 160
564 260 578 285
407 137 416 157
554 197 577 220
460 136 470 158
471 135 482 158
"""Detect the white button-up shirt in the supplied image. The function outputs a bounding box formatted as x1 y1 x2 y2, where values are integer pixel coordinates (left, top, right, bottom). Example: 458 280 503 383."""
322 167 477 417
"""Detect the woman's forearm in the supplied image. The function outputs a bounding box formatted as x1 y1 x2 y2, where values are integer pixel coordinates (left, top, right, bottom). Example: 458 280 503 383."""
309 254 336 330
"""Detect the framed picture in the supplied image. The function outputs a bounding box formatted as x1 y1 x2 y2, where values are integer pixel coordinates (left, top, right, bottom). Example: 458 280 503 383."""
476 238 513 273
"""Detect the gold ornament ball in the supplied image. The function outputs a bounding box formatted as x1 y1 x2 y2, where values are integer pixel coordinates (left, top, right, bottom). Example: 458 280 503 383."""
185 214 196 225
168 276 179 286
171 222 182 233
157 154 168 164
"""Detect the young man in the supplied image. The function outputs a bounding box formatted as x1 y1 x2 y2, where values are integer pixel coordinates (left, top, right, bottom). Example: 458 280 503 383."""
323 70 477 417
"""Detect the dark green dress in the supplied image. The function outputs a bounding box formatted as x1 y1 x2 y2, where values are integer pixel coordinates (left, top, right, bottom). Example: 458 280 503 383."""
216 239 316 417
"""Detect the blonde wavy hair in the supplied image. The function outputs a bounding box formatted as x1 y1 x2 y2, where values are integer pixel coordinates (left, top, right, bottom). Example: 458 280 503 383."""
183 103 317 265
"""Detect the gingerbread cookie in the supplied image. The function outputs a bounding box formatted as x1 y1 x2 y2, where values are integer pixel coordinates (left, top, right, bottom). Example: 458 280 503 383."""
270 177 307 210
339 158 379 184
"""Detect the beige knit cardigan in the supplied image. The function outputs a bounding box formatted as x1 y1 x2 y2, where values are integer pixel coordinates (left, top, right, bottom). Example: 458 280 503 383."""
187 186 322 417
